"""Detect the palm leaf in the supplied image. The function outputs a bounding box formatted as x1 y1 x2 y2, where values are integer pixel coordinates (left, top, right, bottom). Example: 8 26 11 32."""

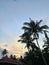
29 17 34 22
22 26 30 30
36 33 39 38
43 44 48 47
20 32 30 38
40 25 49 30
18 39 27 43
36 20 43 25
32 38 38 41
18 40 22 42
43 30 49 33
30 21 35 27
44 31 48 39
24 22 30 26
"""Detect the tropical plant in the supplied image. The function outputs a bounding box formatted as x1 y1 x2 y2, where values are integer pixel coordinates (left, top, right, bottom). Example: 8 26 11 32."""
5 55 8 58
43 31 49 53
2 49 8 58
13 55 16 60
24 49 44 65
18 32 33 51
10 54 14 59
18 18 49 65
42 31 49 65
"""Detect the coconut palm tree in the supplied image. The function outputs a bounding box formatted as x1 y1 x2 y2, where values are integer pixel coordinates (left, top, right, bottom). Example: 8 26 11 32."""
18 18 49 65
18 31 39 52
2 49 8 58
22 18 49 39
18 32 33 51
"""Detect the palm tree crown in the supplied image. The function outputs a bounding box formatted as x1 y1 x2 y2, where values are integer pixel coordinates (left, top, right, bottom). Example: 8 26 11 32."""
22 18 49 39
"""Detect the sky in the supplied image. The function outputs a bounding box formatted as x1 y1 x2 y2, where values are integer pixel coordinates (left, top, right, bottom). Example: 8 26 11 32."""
0 0 49 58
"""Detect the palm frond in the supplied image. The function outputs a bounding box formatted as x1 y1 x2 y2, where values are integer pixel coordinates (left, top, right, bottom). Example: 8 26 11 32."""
22 26 30 30
32 38 38 41
29 18 34 22
24 22 30 26
21 32 29 38
18 40 21 42
36 33 39 38
21 40 27 43
18 39 27 43
40 25 49 30
43 44 48 47
44 31 48 39
36 20 43 26
43 30 49 33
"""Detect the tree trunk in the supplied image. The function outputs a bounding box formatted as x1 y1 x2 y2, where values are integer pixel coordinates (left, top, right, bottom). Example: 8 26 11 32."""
36 39 47 65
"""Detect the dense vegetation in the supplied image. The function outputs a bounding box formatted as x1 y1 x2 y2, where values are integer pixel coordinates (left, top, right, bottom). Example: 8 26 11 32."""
18 18 49 65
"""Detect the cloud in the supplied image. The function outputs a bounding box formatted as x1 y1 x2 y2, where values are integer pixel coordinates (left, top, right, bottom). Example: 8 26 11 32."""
0 42 27 58
11 42 28 58
0 28 28 58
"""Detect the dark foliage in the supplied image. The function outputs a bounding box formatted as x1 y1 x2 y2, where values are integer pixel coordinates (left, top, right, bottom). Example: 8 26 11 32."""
18 18 49 65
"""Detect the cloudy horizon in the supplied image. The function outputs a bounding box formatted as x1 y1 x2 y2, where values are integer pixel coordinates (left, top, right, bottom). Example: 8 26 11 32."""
0 0 49 58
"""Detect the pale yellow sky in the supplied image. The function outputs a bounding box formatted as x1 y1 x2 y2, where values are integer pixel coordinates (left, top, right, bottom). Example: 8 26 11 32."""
0 41 28 58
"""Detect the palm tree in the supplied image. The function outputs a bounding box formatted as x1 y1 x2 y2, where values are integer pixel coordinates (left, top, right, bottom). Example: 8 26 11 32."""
10 54 14 59
13 55 16 60
2 49 8 58
18 32 33 51
22 18 49 65
18 18 49 65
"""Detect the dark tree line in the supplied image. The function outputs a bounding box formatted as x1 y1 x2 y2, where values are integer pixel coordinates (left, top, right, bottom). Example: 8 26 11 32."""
1 49 16 60
18 18 49 65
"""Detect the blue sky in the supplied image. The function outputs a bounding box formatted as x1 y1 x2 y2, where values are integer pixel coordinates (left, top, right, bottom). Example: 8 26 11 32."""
0 0 49 57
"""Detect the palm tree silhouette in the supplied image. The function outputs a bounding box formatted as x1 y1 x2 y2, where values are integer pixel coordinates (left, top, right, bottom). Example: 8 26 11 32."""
18 32 33 51
10 54 14 59
18 18 49 65
2 49 8 58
